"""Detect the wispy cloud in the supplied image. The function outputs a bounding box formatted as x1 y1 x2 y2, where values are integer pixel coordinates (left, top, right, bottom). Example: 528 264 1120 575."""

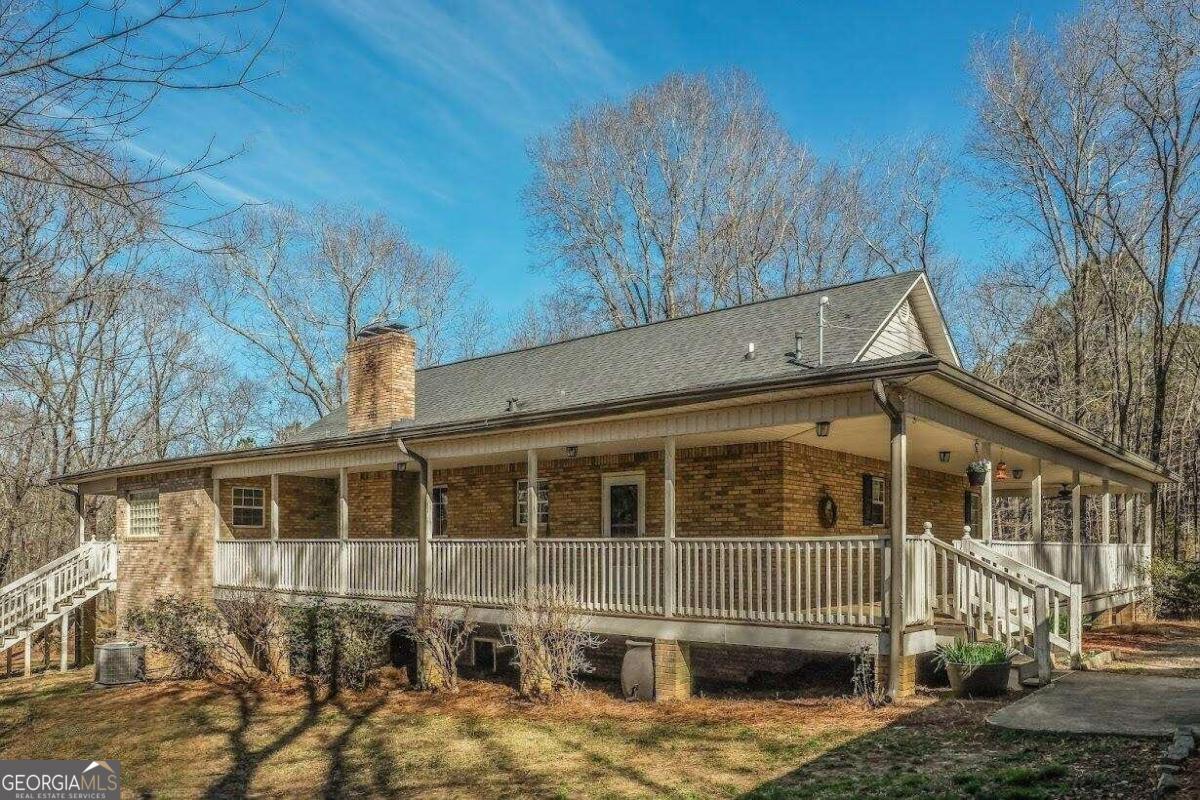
326 0 628 140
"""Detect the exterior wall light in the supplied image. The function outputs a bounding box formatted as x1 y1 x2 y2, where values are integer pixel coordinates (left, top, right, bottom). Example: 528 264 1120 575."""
938 451 951 463
566 445 578 458
815 421 831 437
1012 468 1024 480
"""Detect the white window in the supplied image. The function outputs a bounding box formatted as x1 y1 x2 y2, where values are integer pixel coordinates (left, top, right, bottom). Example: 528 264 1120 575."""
515 479 549 527
863 474 886 526
432 486 448 538
232 486 265 527
128 490 160 539
602 472 645 538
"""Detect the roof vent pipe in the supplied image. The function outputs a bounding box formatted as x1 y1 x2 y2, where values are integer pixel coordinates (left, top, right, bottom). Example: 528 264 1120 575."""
818 296 828 366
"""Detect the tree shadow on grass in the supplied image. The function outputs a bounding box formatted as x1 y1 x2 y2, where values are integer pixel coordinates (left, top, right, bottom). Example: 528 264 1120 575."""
735 695 1160 800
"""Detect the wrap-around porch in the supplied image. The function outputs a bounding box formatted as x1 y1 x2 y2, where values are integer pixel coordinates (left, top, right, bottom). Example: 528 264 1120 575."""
209 385 1156 681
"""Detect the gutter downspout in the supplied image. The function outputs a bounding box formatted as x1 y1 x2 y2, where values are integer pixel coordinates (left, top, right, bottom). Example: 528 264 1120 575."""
398 441 433 600
873 379 907 699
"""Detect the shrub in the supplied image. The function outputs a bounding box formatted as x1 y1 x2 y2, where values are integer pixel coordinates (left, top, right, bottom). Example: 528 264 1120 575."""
502 586 601 701
124 595 225 679
401 599 475 692
284 600 394 691
1143 557 1200 619
217 593 285 683
849 644 887 708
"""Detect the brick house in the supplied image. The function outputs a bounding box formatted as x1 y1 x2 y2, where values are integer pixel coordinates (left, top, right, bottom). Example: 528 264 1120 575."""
48 271 1170 698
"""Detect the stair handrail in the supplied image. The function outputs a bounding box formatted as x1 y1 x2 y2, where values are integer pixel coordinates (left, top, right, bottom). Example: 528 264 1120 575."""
921 527 1054 684
0 540 107 597
957 535 1082 668
956 536 1073 595
0 541 114 643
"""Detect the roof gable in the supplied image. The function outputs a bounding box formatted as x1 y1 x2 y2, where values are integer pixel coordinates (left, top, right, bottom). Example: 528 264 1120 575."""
854 273 959 366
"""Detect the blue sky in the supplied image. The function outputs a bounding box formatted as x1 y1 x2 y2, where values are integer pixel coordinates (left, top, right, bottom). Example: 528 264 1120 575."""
141 0 1077 321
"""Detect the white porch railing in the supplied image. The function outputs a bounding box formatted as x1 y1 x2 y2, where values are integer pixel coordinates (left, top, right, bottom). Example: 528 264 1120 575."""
675 537 886 625
957 537 1080 665
0 540 116 644
432 539 524 605
214 535 898 628
538 539 663 615
983 541 1150 598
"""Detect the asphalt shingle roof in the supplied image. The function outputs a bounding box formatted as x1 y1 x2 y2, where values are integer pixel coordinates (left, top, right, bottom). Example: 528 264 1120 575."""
288 271 925 443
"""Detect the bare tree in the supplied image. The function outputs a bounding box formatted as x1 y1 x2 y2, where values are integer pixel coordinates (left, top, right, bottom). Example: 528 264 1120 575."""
198 205 479 421
526 71 954 338
0 0 279 209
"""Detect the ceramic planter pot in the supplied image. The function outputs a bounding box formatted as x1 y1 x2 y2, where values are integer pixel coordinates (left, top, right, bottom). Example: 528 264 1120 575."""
945 660 1011 698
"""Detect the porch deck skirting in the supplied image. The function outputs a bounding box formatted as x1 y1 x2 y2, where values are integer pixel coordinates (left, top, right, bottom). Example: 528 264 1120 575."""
214 535 897 628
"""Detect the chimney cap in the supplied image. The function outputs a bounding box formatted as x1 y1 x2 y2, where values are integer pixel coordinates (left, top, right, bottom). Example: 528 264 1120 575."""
355 321 410 340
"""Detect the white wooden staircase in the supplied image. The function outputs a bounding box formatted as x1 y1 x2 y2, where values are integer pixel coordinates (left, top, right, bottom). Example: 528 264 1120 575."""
0 541 116 670
912 530 1083 687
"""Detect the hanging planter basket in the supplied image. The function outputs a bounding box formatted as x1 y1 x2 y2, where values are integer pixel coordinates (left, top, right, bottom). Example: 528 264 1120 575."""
966 460 989 488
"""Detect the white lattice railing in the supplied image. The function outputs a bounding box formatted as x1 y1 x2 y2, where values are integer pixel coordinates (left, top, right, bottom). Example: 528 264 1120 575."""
0 540 116 643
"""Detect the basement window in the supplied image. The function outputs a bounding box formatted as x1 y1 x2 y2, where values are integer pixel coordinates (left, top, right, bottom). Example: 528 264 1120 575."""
232 486 265 527
862 475 886 527
128 490 160 539
515 479 549 528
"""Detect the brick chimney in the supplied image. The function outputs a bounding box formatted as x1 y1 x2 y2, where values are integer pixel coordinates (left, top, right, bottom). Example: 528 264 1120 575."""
346 322 416 432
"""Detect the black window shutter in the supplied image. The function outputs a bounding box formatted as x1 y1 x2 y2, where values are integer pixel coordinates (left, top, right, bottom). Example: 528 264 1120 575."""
862 474 873 525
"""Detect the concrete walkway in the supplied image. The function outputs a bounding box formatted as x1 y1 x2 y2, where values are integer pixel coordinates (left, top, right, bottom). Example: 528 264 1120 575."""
989 671 1200 737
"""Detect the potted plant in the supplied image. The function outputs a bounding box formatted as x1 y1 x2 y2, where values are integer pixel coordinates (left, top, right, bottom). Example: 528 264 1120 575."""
936 641 1012 698
966 460 990 487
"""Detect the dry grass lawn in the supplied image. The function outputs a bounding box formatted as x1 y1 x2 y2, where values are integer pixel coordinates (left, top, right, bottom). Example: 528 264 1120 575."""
0 663 1167 799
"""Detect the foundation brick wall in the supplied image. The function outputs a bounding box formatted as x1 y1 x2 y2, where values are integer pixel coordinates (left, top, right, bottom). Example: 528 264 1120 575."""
113 467 214 621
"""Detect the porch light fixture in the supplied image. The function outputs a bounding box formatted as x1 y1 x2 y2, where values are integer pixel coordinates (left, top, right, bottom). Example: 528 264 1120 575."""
1013 468 1024 480
815 420 831 437
994 461 1011 480
938 450 951 463
565 445 578 458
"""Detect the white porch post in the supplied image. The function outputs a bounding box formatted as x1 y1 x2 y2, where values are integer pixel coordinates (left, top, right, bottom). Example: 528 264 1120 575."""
1030 458 1043 543
887 403 907 699
1100 480 1111 544
415 460 434 597
338 467 349 594
59 613 68 672
525 449 538 599
270 473 280 588
1143 494 1154 550
75 490 86 546
1122 494 1134 544
663 436 676 618
417 461 432 599
980 442 994 544
1071 471 1082 583
270 474 280 540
